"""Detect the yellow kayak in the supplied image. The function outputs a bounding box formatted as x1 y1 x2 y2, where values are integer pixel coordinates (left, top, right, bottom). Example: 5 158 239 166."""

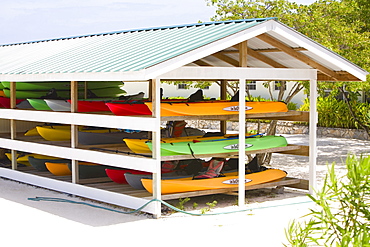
25 125 71 136
36 126 121 141
142 169 287 194
144 101 288 117
5 153 58 166
124 134 242 153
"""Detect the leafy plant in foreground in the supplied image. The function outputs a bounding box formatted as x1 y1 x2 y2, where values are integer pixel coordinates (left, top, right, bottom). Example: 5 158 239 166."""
284 154 370 246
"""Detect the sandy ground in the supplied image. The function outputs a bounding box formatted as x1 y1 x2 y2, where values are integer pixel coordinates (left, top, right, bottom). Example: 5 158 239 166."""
0 134 369 247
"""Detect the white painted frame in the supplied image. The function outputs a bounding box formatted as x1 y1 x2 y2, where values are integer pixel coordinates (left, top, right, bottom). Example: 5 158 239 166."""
0 69 317 221
0 67 318 217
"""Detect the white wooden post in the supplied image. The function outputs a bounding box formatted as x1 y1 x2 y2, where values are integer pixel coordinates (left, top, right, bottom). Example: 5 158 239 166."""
238 78 246 207
151 78 162 218
309 75 318 194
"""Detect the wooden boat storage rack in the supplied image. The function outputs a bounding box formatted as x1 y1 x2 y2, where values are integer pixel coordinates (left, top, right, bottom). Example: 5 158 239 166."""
0 106 312 216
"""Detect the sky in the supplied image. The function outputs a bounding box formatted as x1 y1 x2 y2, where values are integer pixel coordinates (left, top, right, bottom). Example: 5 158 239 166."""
0 0 315 45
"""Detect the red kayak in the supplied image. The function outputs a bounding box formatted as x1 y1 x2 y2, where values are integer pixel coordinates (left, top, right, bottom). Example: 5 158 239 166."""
0 97 24 108
106 101 152 116
106 99 189 116
67 99 112 112
105 168 151 184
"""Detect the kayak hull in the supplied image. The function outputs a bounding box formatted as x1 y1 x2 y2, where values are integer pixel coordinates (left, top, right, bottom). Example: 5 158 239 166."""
27 99 52 110
142 169 287 194
124 134 240 154
67 162 110 179
105 169 151 184
45 162 72 176
78 130 148 145
106 102 152 116
146 135 288 156
145 101 288 116
28 156 70 172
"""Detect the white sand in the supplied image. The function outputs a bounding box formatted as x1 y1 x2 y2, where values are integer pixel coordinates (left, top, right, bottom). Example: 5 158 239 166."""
1 134 369 246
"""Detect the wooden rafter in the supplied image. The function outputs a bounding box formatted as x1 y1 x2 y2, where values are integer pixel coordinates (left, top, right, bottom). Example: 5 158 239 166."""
247 47 286 68
193 59 212 66
257 33 350 81
212 52 239 67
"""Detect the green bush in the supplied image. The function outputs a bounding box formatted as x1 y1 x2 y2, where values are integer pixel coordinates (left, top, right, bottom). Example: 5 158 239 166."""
285 154 370 246
299 97 370 129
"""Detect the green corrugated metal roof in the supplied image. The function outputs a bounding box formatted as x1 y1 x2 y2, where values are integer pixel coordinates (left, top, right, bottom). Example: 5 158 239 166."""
0 18 274 75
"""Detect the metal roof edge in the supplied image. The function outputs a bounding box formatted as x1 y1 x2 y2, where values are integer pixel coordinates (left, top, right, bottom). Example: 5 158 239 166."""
270 21 369 80
0 18 277 47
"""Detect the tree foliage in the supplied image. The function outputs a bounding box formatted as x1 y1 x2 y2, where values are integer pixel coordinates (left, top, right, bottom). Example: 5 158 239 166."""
206 0 370 91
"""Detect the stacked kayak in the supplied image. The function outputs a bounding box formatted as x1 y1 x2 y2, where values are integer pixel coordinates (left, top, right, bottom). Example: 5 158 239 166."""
1 81 126 99
105 169 152 184
144 101 288 116
5 152 58 166
27 99 52 110
78 129 149 145
35 125 126 141
28 156 70 172
1 81 124 91
44 161 111 178
0 97 25 108
124 133 241 154
106 99 185 116
145 135 288 156
106 101 152 115
45 162 72 176
141 169 287 194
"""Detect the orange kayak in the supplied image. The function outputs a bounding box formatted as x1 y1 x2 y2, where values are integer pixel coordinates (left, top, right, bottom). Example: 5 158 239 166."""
45 162 72 176
144 101 288 116
141 169 287 194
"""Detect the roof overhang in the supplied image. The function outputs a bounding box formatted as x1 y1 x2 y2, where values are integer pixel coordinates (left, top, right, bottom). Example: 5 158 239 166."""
0 19 367 82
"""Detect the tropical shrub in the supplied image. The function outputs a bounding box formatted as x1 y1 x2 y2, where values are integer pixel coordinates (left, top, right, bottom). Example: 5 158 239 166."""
284 154 370 246
299 97 370 129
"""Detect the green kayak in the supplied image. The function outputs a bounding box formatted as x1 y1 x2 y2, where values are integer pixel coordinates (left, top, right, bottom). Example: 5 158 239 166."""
1 81 123 91
3 87 126 99
27 99 52 110
146 135 288 156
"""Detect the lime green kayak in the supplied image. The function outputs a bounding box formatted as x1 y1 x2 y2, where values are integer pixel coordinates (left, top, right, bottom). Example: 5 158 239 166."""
3 87 126 99
27 99 52 110
1 81 123 90
146 135 288 156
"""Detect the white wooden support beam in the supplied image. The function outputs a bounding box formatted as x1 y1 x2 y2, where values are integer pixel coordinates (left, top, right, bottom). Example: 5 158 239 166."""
238 78 246 207
151 78 162 218
160 67 317 81
309 76 318 194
